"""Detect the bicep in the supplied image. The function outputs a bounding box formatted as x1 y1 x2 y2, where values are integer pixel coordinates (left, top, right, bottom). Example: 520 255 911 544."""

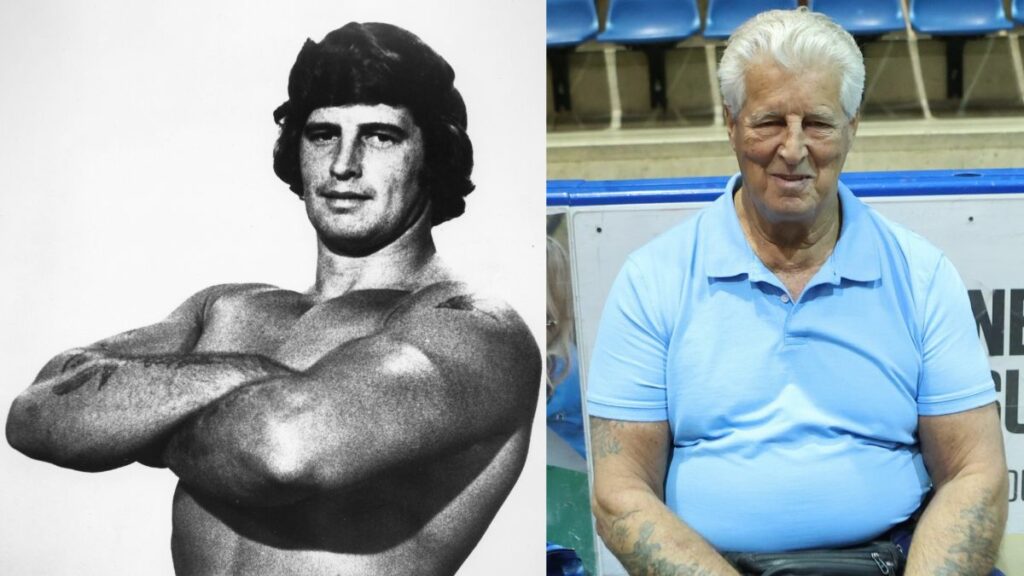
199 295 541 489
86 287 220 355
590 417 670 498
303 304 540 447
919 403 1006 487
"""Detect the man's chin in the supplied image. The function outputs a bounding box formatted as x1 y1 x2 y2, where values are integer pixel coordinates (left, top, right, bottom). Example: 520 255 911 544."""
318 233 386 257
759 196 822 224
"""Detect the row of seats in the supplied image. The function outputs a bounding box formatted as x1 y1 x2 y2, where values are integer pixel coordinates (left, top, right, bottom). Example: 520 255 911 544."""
548 0 1024 117
549 0 1024 48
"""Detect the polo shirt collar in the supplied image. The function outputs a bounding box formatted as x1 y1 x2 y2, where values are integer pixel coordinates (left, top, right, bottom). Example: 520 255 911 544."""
704 174 880 283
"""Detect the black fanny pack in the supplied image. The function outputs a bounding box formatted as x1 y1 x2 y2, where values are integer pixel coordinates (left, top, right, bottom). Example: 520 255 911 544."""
723 540 905 576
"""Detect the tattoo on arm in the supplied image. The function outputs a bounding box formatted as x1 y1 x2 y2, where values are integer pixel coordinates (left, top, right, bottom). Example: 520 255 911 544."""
591 417 624 459
437 294 476 311
49 352 292 397
934 489 1001 576
52 362 120 396
436 294 500 322
618 520 718 576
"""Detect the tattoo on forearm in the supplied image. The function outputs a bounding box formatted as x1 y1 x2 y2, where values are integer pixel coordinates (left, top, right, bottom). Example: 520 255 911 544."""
591 417 624 459
52 362 119 396
618 520 717 576
934 489 1001 576
60 352 93 373
49 352 289 397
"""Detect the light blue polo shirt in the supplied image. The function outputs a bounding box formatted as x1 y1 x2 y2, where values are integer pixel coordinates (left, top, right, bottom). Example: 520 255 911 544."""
587 174 996 552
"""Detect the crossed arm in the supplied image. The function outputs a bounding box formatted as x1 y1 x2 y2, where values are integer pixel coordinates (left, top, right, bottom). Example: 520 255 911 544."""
6 284 540 506
591 405 1007 576
5 285 287 472
589 417 741 576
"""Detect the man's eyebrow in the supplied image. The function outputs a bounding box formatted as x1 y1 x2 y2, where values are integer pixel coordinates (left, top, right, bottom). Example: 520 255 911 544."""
358 122 409 137
807 107 840 119
303 121 339 134
747 111 782 123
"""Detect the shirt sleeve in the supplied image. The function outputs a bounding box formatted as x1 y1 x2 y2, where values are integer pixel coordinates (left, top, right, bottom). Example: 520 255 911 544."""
586 257 670 421
916 255 996 415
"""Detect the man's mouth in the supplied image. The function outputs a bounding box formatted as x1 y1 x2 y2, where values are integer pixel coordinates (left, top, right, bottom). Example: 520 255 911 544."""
770 173 813 190
321 190 372 201
771 173 812 182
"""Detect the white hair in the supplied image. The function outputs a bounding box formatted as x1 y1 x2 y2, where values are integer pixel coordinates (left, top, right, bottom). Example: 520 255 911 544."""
718 7 865 119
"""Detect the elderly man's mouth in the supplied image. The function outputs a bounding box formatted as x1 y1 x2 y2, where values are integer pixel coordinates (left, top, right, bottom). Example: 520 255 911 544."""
770 174 813 189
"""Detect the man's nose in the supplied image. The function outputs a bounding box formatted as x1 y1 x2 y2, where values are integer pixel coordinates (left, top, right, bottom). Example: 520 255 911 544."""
330 139 362 180
777 123 808 165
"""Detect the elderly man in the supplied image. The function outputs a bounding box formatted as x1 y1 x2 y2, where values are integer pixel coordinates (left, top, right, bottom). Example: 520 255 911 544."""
588 8 1007 576
6 22 539 576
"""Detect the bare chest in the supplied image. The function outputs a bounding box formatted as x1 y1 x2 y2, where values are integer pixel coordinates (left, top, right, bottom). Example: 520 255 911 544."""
193 288 411 370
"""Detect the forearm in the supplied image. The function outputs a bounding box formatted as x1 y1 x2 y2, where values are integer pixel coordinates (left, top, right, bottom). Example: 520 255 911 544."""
594 485 740 576
904 471 1008 576
7 349 290 471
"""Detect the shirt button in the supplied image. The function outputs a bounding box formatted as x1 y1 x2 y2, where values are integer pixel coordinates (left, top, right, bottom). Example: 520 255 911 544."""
780 294 791 303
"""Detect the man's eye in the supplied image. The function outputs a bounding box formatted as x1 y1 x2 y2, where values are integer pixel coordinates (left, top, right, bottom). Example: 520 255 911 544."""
365 133 398 147
306 130 337 143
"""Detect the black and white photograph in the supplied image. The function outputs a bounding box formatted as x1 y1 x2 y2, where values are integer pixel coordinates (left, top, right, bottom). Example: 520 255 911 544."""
0 2 546 574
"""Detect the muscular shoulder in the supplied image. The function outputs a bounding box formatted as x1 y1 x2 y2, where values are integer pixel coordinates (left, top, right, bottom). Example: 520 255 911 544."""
384 281 541 399
384 281 518 323
190 282 299 315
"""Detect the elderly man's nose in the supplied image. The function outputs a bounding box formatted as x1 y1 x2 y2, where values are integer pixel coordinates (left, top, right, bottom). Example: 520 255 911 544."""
330 141 362 179
778 127 808 164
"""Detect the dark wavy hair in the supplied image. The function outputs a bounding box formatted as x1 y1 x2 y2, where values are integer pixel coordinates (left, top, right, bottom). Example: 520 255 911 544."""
272 22 475 226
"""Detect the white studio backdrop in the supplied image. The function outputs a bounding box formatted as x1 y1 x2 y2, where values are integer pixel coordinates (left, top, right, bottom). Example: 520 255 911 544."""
0 1 546 574
568 193 1024 575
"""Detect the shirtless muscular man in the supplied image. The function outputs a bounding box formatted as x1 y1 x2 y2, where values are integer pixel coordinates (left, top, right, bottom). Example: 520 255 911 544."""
6 22 540 576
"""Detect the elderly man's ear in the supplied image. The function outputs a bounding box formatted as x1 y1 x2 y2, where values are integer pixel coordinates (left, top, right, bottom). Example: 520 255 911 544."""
724 106 737 152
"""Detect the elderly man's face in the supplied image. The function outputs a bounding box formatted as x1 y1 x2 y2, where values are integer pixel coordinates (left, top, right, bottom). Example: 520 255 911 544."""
299 104 427 252
726 60 858 224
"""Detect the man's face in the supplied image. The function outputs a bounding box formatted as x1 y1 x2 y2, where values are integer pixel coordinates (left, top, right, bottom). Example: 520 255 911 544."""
726 60 858 224
299 104 427 253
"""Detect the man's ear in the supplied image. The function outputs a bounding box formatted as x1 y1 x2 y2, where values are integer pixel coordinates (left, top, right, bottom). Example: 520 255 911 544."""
724 107 737 152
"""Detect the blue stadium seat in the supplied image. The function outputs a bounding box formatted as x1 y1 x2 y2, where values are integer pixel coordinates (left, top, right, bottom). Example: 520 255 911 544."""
909 0 1015 100
909 0 1013 35
809 1 923 117
598 0 701 44
597 0 701 109
704 0 798 41
547 0 600 112
701 1 796 125
809 0 905 35
548 0 600 48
